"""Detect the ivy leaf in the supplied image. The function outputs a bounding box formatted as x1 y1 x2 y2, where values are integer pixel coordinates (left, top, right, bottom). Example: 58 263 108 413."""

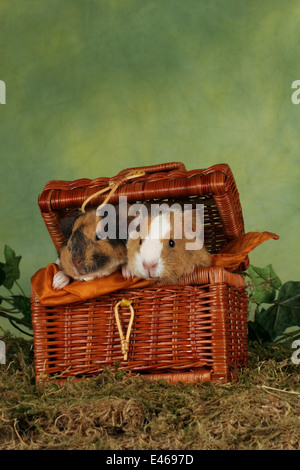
9 295 32 329
248 316 272 344
11 295 31 317
255 281 300 340
0 265 5 286
0 245 22 289
247 264 282 304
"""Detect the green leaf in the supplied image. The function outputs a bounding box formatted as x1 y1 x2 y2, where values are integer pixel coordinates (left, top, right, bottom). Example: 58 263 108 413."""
0 265 5 286
0 245 22 289
277 281 300 307
256 281 300 340
247 319 271 343
247 264 282 304
11 295 31 324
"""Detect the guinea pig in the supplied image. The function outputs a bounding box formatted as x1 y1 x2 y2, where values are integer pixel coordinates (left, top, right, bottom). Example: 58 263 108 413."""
52 207 128 289
122 206 211 283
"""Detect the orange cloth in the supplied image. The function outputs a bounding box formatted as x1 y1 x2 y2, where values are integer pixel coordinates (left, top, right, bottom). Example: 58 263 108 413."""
31 231 279 306
211 231 279 271
31 263 155 306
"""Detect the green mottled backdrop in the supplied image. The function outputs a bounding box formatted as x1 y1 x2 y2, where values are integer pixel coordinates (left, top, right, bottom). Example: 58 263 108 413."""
1 0 300 335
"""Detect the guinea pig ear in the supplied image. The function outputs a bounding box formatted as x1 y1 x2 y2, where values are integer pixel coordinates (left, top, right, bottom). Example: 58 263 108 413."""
59 215 80 240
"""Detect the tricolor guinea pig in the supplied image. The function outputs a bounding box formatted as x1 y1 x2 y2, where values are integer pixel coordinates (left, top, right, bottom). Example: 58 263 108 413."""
52 207 128 289
122 206 211 283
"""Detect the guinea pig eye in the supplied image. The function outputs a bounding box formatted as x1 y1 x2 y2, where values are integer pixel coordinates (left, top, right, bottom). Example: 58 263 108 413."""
139 238 142 245
168 239 175 248
95 233 102 241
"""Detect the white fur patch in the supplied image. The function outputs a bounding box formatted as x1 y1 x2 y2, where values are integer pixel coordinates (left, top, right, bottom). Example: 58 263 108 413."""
133 213 171 279
141 213 170 264
141 239 162 263
147 213 171 240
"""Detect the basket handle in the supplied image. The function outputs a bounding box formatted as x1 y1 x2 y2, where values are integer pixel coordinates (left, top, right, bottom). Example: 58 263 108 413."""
116 162 186 177
81 163 186 212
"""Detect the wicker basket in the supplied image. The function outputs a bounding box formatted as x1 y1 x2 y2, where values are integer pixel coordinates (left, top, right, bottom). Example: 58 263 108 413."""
31 162 249 383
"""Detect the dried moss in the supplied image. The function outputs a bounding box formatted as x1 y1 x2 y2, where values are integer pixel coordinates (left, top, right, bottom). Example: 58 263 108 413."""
0 333 299 450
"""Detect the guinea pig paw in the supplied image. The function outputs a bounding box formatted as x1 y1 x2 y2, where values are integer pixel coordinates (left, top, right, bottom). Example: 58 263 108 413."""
81 275 95 282
52 271 71 290
121 264 134 280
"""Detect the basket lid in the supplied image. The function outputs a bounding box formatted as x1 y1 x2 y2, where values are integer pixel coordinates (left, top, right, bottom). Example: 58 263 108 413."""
37 162 248 270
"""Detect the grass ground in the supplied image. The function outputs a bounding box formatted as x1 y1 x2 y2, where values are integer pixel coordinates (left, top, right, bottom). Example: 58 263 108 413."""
0 333 299 450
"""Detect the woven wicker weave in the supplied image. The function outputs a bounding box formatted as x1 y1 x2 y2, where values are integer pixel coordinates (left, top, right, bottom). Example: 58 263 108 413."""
32 162 249 383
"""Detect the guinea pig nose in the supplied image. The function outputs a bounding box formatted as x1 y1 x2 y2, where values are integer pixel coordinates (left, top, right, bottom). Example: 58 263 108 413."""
142 261 157 271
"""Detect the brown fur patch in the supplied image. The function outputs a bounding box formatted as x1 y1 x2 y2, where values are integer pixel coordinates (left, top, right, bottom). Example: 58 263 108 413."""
59 210 127 280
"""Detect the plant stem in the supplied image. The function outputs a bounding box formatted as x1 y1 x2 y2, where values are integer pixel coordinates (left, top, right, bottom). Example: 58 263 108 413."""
0 296 16 307
0 310 31 329
15 280 27 297
0 306 19 313
274 329 300 343
8 318 33 337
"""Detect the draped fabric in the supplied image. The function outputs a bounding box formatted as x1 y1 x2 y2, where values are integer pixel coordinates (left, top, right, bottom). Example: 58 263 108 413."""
31 231 279 306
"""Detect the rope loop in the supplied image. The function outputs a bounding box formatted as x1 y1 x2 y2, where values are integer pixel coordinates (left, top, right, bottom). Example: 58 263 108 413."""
81 169 145 213
114 298 135 361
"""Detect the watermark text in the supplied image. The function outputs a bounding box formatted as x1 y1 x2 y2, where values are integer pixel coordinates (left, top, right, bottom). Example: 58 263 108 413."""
0 340 5 364
0 80 6 104
291 339 300 365
96 197 205 250
291 80 300 104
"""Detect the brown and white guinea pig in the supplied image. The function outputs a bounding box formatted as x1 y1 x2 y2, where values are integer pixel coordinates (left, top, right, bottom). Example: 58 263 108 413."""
122 206 211 283
52 207 129 289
